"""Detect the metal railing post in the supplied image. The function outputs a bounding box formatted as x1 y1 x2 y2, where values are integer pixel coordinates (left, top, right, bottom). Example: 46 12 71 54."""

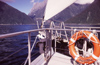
60 22 62 38
45 29 52 60
36 21 39 29
55 31 57 52
28 32 31 65
71 27 73 36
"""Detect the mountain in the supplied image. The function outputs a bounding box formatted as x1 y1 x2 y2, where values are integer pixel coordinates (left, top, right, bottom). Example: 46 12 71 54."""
28 0 47 17
0 1 34 25
28 0 89 22
51 4 89 22
28 0 47 22
65 0 100 24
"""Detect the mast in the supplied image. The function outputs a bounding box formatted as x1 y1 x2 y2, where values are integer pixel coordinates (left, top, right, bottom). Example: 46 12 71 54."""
41 16 45 28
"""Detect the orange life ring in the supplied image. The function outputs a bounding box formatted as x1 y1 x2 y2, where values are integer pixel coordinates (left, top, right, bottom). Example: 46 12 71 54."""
69 30 100 64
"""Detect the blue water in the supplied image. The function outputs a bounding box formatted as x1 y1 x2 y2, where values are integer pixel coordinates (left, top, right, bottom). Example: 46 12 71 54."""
0 25 39 65
0 24 100 65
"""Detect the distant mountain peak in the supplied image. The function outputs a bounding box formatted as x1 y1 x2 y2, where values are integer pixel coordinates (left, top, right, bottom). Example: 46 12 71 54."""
28 0 47 16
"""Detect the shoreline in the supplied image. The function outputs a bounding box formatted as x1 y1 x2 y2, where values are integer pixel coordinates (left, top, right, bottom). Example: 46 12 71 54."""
0 23 100 25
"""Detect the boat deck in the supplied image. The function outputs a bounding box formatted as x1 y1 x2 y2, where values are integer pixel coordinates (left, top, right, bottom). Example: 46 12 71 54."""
48 52 73 65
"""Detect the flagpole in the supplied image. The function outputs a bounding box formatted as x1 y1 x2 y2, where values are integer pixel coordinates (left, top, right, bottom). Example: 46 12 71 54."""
41 16 45 28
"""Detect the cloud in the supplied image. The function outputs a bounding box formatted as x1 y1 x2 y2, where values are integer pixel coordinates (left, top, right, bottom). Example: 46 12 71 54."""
31 0 35 3
0 0 14 2
31 0 44 3
75 0 95 5
31 0 40 3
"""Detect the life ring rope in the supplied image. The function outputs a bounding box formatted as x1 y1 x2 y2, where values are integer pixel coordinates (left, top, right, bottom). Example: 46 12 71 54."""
68 30 99 46
83 31 99 44
68 32 79 46
92 54 99 60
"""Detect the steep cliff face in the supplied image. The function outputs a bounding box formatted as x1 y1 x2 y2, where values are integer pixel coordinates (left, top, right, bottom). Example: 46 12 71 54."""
65 0 100 24
28 0 47 17
0 1 34 24
28 0 47 21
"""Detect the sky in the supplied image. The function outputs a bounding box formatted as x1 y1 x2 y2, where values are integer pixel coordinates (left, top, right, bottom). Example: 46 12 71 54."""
5 0 44 14
1 0 94 15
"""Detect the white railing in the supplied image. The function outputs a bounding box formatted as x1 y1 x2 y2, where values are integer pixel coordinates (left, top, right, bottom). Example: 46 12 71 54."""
0 23 100 65
0 28 46 65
